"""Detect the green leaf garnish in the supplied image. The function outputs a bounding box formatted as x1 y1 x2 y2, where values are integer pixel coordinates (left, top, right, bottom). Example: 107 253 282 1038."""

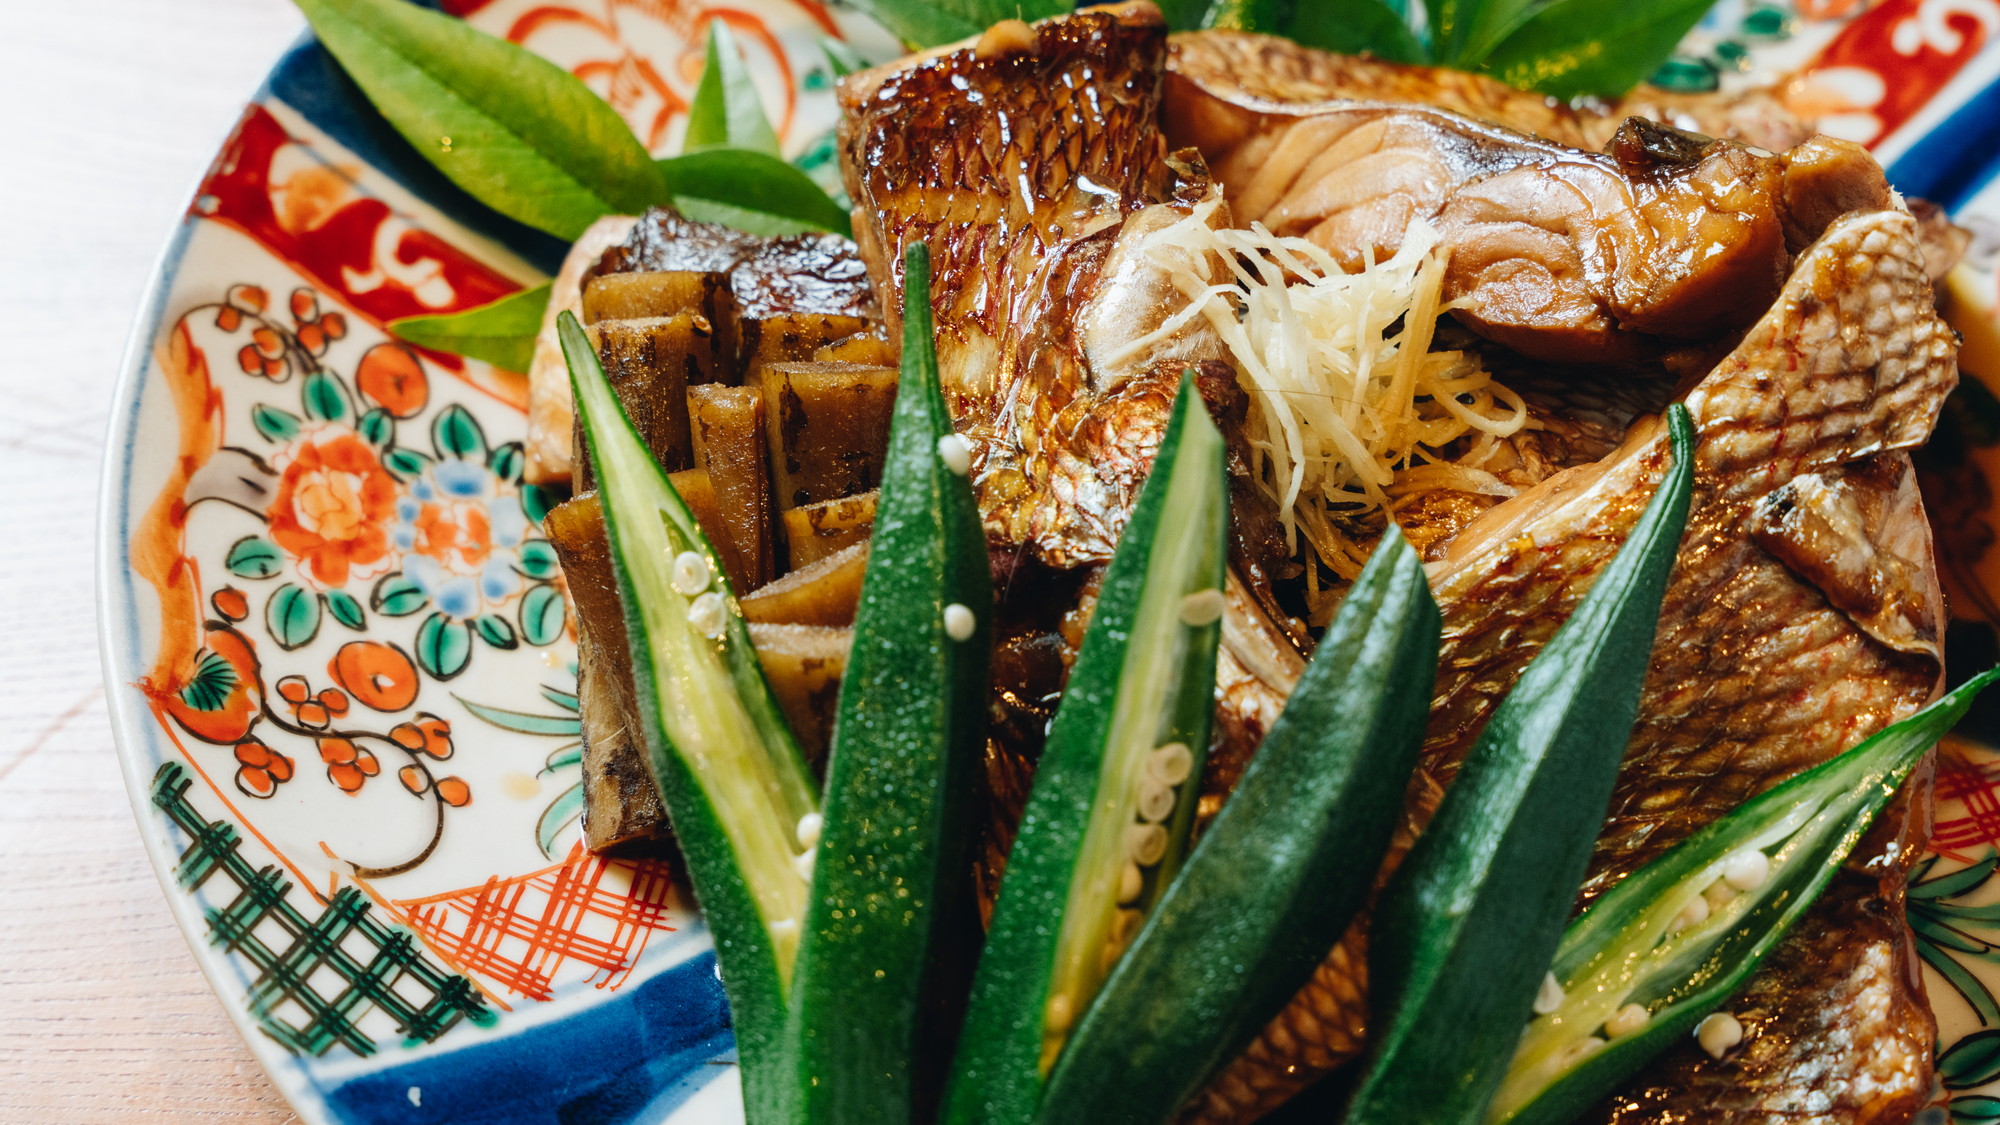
820 37 869 79
686 20 783 157
292 0 667 240
1478 0 1717 100
657 151 854 238
389 283 551 374
842 0 1067 50
1288 0 1428 64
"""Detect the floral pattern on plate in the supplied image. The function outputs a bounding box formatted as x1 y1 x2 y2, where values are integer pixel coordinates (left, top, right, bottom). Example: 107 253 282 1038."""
97 1 2000 1123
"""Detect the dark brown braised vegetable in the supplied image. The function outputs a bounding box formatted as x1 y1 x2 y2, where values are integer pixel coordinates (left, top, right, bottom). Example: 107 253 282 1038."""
757 361 898 509
544 491 667 853
781 491 878 568
691 384 778 589
740 541 870 627
573 315 728 488
744 622 852 767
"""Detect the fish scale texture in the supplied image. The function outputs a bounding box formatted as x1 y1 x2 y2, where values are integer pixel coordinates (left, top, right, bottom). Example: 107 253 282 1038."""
837 9 1956 1122
1187 208 1955 1125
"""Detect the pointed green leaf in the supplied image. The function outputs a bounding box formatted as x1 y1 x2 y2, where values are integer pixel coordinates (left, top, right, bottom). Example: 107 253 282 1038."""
226 536 284 580
372 572 430 617
415 611 473 680
657 150 851 238
456 695 583 737
357 406 394 447
1479 0 1715 99
291 0 667 240
536 781 586 858
302 371 349 423
839 0 1067 49
266 583 323 651
473 613 519 650
1288 0 1427 63
489 441 526 483
519 582 566 647
431 404 487 461
820 37 867 79
324 589 366 631
384 446 433 481
390 283 550 374
252 404 302 444
516 539 560 579
685 20 781 157
1944 1031 2000 1091
521 482 555 525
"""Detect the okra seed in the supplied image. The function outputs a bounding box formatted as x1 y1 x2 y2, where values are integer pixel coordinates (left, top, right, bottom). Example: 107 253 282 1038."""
671 551 710 595
1138 779 1176 823
1046 993 1074 1034
937 433 972 476
1722 848 1770 891
794 849 816 880
1148 742 1193 785
1605 1003 1651 1039
1118 862 1143 904
1178 588 1226 627
944 603 977 642
1565 1036 1607 1065
688 591 726 638
1113 908 1143 945
796 812 824 850
1696 1012 1744 1059
1128 822 1168 866
1702 878 1738 912
1532 972 1566 1015
1674 894 1711 932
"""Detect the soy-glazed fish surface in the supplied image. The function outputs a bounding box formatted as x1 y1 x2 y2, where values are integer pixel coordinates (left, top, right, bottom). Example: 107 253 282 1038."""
835 4 1956 1123
837 0 1308 891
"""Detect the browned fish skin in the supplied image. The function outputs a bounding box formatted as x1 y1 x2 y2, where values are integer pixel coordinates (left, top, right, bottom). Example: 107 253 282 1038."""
839 2 1185 567
837 0 1312 957
1190 208 1955 1125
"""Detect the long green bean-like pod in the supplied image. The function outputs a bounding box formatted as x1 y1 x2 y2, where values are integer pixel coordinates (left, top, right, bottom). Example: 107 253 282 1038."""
1487 666 2000 1125
786 246 994 1124
1345 403 1697 1125
562 311 819 1123
1035 524 1439 1125
942 373 1230 1125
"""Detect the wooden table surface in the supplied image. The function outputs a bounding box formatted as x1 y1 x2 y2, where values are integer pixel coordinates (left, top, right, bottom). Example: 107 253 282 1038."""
0 2 308 1119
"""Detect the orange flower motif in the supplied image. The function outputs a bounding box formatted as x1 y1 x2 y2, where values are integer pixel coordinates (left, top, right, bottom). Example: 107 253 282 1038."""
413 499 492 571
267 432 399 588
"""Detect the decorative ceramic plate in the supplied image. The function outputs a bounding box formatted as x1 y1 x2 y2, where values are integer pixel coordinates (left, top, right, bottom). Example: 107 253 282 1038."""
95 2 2000 1123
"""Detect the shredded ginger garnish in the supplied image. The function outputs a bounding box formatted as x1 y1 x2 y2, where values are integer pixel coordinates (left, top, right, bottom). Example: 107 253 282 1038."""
1104 197 1529 618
